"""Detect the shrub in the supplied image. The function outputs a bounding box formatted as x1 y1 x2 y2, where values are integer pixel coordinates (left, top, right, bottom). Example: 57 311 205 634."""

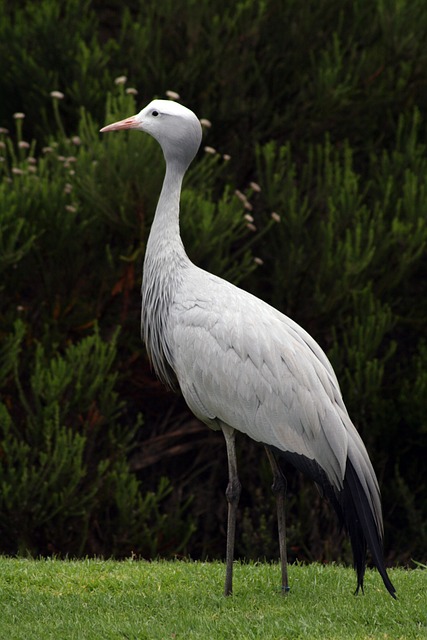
0 321 194 556
0 0 426 565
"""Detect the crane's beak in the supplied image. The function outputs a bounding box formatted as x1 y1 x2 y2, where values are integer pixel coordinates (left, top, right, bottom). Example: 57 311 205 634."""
100 114 139 133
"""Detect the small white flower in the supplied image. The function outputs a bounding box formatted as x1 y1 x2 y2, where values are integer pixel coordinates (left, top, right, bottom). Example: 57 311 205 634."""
0 156 5 162
249 181 261 193
200 118 212 128
246 223 257 232
66 204 77 213
271 212 281 223
166 90 180 100
17 305 25 312
204 146 216 155
223 154 231 161
68 169 75 176
244 201 253 212
18 141 30 149
50 90 64 100
42 146 54 154
12 167 25 175
27 157 37 164
27 165 37 173
254 257 264 265
114 75 127 85
13 112 25 119
64 183 73 194
126 87 138 95
0 127 9 134
71 136 81 146
244 214 254 223
234 189 247 203
0 141 5 149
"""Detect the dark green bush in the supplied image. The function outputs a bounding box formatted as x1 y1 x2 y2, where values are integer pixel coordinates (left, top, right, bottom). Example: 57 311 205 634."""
0 321 194 556
0 0 426 565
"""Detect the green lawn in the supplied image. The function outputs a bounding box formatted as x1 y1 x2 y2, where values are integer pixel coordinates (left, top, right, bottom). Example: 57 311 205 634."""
0 558 425 639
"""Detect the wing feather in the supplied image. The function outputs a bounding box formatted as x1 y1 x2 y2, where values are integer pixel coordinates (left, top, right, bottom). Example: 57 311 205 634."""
170 270 349 487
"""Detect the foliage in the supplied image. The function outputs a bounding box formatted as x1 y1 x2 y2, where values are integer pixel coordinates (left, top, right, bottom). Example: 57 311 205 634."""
0 321 193 557
0 0 426 565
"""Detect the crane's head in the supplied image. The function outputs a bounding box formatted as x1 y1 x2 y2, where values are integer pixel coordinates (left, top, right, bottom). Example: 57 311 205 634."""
100 99 202 169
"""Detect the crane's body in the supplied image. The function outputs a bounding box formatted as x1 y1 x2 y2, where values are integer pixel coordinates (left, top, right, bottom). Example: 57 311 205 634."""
101 99 396 598
148 258 359 487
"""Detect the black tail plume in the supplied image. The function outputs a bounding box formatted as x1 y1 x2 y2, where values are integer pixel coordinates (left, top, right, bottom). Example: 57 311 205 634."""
342 459 396 598
271 447 396 598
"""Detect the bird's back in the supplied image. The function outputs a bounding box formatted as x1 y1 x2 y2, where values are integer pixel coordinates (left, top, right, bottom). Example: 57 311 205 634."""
169 265 355 485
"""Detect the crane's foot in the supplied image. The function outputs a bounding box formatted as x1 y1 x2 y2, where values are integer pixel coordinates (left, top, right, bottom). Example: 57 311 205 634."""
275 584 290 595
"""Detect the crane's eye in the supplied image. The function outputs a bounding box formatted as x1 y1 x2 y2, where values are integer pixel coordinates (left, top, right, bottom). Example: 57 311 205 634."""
152 110 159 117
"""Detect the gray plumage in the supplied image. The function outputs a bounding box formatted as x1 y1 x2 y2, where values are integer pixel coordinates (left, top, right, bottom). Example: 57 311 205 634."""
100 100 396 598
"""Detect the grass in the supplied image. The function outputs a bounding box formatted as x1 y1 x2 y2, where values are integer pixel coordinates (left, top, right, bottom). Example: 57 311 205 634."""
0 558 425 639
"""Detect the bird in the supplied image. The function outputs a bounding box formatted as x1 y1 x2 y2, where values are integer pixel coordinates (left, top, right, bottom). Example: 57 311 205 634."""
100 99 396 599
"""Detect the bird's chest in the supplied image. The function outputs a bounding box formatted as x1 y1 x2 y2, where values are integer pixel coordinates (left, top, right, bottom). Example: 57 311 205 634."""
140 261 181 390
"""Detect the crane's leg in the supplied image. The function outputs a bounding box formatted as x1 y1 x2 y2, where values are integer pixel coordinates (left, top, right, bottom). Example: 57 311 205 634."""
221 424 241 596
265 446 290 593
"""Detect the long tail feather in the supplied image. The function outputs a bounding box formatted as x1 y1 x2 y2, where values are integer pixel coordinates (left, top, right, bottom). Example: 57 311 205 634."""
343 459 396 598
271 446 396 598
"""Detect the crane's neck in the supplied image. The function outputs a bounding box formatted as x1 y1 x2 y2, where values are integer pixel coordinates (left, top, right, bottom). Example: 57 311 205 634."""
141 158 190 390
144 160 189 266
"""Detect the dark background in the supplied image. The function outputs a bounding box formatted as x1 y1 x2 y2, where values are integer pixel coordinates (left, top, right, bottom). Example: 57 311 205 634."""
0 0 426 567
